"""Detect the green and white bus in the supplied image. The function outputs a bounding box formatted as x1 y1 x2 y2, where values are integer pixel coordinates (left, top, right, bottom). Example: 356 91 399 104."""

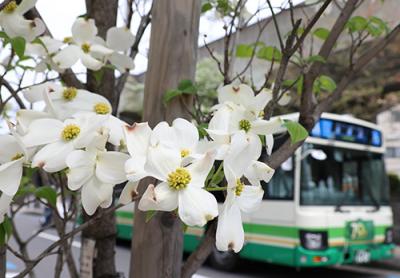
115 113 395 269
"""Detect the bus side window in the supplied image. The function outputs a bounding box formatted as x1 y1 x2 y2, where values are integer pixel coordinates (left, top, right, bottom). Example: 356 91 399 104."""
261 134 294 200
262 157 294 200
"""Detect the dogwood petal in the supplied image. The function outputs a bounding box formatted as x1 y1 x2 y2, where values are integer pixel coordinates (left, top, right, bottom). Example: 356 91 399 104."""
224 132 261 178
22 118 64 147
124 122 151 157
32 141 74 172
172 118 199 152
65 150 96 190
0 193 13 223
178 186 218 227
0 134 23 164
15 0 37 14
41 36 63 54
71 18 97 44
81 177 113 215
81 53 103 70
0 159 23 196
138 183 178 211
150 121 175 147
90 44 113 56
186 152 215 188
216 201 244 253
106 27 135 51
145 145 181 181
104 116 125 147
244 161 275 186
53 45 81 69
218 84 254 108
96 151 129 184
265 134 274 156
125 156 146 182
23 82 63 103
251 118 283 135
251 88 272 113
278 92 291 106
237 185 264 213
108 52 134 72
119 180 139 205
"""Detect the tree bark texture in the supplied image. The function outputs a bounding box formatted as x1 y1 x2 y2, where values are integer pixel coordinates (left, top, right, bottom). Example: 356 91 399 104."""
130 0 201 277
83 1 119 277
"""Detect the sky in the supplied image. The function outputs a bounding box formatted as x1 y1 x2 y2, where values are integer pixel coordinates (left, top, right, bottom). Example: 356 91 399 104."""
35 0 303 74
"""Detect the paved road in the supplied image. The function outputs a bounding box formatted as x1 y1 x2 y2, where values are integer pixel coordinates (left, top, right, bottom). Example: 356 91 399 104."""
5 213 400 277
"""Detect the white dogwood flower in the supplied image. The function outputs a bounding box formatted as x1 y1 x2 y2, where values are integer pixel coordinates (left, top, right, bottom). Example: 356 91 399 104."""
22 114 106 172
150 119 203 164
0 134 26 197
119 122 152 204
66 143 129 215
105 27 135 72
139 145 218 227
215 133 274 252
53 18 113 70
25 36 64 72
0 0 45 42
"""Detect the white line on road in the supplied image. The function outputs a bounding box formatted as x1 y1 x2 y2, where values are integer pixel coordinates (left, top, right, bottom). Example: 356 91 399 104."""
37 232 81 248
331 265 400 277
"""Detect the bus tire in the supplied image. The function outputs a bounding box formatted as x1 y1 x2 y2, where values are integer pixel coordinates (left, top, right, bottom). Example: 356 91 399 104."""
208 246 239 271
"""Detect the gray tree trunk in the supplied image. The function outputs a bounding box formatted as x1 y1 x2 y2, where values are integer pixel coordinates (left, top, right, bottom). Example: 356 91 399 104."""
83 1 119 277
130 0 201 277
0 245 5 278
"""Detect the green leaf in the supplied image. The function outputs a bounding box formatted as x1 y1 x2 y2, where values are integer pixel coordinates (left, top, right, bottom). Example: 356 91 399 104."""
314 75 336 93
201 2 213 13
367 16 388 37
256 46 282 61
3 217 12 239
163 89 182 103
236 44 254 58
177 79 196 93
0 216 12 245
0 31 9 40
93 69 105 85
197 123 208 139
284 120 308 144
346 16 368 32
11 37 26 58
145 210 157 223
35 186 57 207
306 55 326 64
210 163 224 186
313 28 330 40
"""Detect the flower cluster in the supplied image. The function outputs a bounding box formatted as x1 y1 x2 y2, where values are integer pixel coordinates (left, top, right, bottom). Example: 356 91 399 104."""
0 82 282 252
0 0 135 72
0 0 288 253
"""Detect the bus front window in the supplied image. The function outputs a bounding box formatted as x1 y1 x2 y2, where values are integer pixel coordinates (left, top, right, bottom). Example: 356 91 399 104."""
300 144 389 206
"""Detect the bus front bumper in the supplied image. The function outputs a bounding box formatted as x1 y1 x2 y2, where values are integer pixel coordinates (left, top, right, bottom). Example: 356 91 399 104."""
294 243 395 267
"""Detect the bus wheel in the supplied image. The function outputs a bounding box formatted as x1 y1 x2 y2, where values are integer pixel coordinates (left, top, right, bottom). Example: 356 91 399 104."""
208 247 239 271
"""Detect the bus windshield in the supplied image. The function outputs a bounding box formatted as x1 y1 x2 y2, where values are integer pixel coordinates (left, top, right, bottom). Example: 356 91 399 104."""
300 143 389 206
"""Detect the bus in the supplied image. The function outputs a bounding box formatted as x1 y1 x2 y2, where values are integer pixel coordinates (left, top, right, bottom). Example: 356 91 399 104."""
115 113 395 270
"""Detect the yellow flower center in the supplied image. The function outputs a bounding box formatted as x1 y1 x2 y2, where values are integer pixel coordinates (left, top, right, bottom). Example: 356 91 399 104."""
61 124 81 141
81 43 91 53
63 87 78 101
94 102 110 115
167 168 191 191
11 153 24 161
3 1 17 13
63 37 73 43
258 110 265 118
180 149 190 158
239 119 251 132
235 179 244 196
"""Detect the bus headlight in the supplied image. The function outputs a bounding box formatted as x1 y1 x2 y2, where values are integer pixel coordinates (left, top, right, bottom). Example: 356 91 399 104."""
300 230 328 250
385 228 394 244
